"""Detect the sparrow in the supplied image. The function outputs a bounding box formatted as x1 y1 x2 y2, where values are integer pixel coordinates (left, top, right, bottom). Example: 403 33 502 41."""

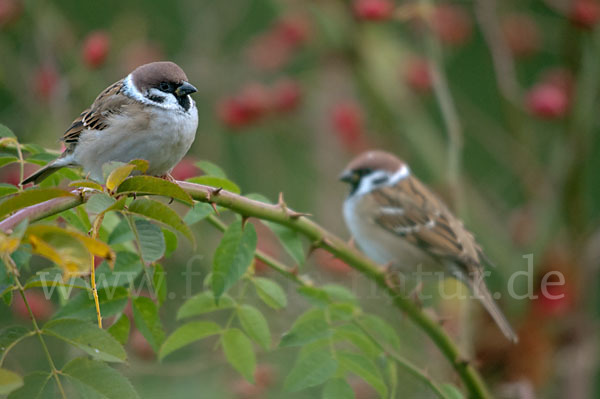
340 150 518 343
22 61 198 184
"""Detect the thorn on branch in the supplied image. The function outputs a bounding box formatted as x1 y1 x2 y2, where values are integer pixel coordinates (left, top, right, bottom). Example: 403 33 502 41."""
211 187 223 196
241 216 249 229
210 202 219 215
277 192 311 219
168 197 174 205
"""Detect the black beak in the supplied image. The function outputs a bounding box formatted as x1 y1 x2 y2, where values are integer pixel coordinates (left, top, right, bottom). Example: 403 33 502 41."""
339 170 355 184
175 82 197 97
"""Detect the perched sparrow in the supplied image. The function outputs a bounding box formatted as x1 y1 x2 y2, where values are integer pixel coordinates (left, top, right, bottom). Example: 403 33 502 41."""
340 150 518 343
22 61 198 184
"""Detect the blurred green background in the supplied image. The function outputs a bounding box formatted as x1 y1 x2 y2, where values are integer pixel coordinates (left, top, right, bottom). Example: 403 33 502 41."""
1 0 600 398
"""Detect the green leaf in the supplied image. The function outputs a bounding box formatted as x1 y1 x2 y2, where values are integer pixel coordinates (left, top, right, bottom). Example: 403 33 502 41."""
284 349 338 392
127 198 194 245
24 268 88 291
221 328 256 383
85 193 116 214
322 379 354 399
106 164 136 192
266 222 305 265
116 176 193 205
132 296 165 353
59 209 89 233
7 372 51 399
62 357 140 399
0 156 18 168
95 251 143 289
338 352 387 398
133 219 165 263
0 188 76 219
332 325 381 358
0 326 32 364
0 368 23 394
107 217 133 245
0 124 16 138
195 160 227 178
108 314 130 346
237 305 271 350
42 318 127 363
52 287 128 321
322 284 358 304
441 384 465 399
159 321 221 361
212 221 257 300
0 184 18 198
251 277 287 309
162 228 178 257
153 264 167 306
280 309 331 347
177 292 236 319
358 315 401 351
183 202 214 225
327 303 356 323
186 176 241 194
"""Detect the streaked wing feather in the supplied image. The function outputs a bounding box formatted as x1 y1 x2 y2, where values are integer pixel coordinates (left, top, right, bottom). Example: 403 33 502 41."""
372 179 472 265
61 80 128 151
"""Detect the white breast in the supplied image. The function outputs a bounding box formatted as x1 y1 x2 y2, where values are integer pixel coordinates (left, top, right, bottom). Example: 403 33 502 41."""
71 101 198 181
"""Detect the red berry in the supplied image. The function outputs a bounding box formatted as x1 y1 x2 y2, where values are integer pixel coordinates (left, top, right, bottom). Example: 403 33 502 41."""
432 4 472 46
315 249 354 275
526 83 569 119
0 0 22 27
34 65 59 101
12 290 54 321
129 328 154 360
171 157 201 181
502 13 540 58
540 67 575 97
275 14 311 47
331 102 368 152
570 0 600 29
404 57 432 93
270 79 301 112
353 0 395 21
247 32 292 71
82 31 110 69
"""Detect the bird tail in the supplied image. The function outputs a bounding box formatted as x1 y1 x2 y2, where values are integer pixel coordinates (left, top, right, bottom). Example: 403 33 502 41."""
470 273 519 343
21 158 71 185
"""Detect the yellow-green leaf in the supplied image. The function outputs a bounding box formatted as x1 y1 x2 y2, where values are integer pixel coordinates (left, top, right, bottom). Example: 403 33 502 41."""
127 198 195 246
0 368 23 395
69 180 104 191
159 321 221 361
116 176 193 205
106 164 136 192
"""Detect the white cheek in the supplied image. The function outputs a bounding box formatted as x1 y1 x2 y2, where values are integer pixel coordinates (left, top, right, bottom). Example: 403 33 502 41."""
146 88 180 110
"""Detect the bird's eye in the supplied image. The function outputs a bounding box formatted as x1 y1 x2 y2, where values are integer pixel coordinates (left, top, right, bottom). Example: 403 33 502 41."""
159 82 171 92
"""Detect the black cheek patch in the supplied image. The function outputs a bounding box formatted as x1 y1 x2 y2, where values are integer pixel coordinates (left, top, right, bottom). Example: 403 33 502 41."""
178 95 191 111
149 95 165 104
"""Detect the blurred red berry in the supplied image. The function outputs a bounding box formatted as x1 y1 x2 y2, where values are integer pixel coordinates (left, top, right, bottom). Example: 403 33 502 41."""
502 13 540 58
534 278 572 317
231 364 276 398
130 328 154 360
570 0 600 28
404 57 432 93
270 79 301 112
275 14 311 47
0 0 22 27
12 290 54 321
247 32 292 71
315 249 354 275
432 4 473 46
331 102 368 152
0 163 37 185
82 31 110 69
540 67 575 97
526 83 569 119
217 83 270 129
171 157 201 180
353 0 395 21
34 65 59 101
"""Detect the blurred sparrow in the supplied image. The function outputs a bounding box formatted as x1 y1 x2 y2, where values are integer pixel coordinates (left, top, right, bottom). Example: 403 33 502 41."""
22 61 198 184
340 150 518 343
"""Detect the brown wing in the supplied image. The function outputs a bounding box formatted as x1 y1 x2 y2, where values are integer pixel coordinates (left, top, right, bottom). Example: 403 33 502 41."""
372 177 481 267
62 80 131 152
